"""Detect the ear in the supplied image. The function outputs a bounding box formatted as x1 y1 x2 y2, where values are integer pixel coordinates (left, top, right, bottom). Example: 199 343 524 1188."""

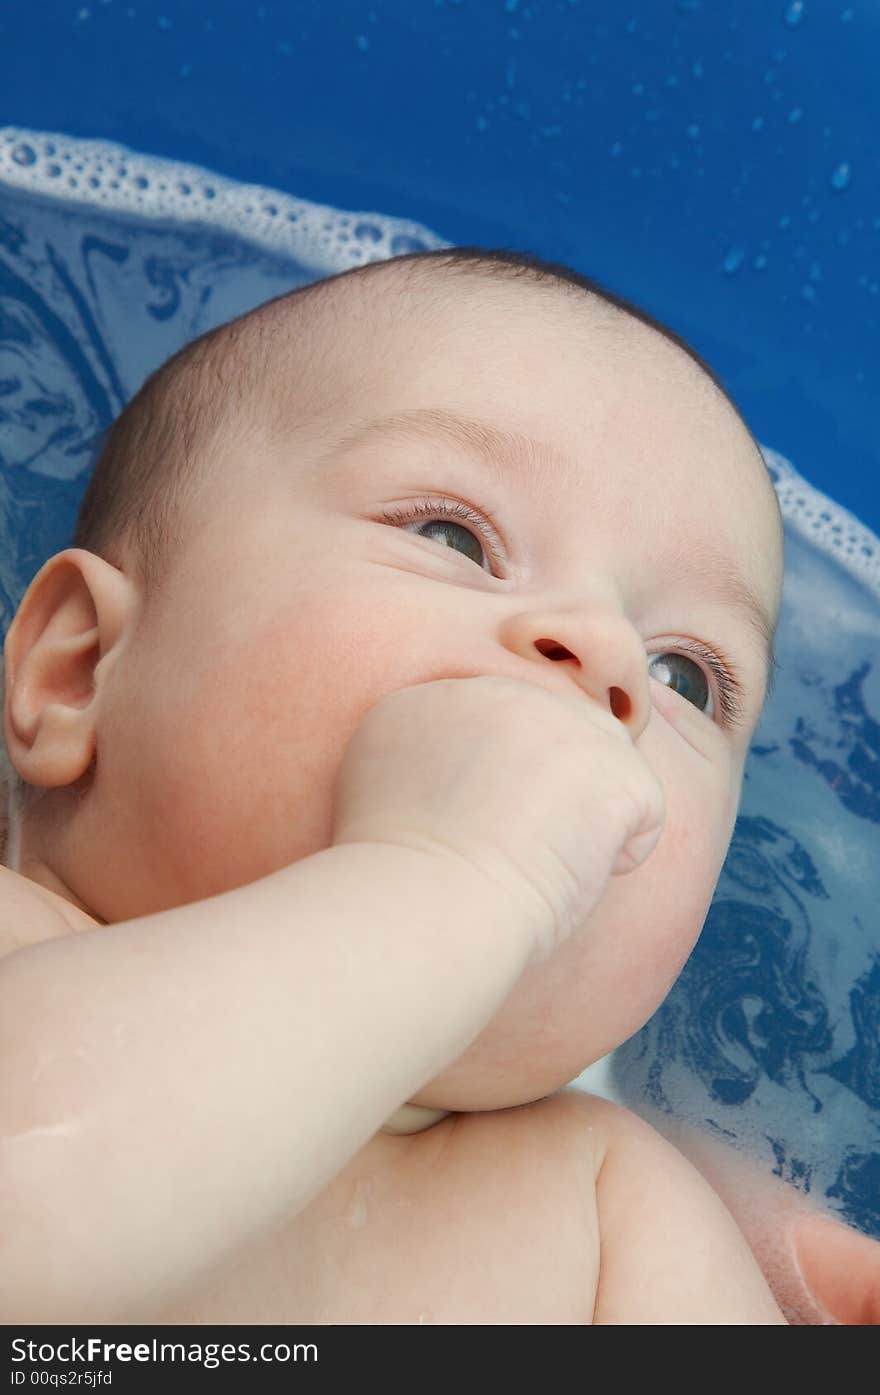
2 549 139 792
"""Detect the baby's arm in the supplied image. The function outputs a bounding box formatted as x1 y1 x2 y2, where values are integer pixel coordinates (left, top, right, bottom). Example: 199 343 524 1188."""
0 843 530 1323
589 1097 787 1324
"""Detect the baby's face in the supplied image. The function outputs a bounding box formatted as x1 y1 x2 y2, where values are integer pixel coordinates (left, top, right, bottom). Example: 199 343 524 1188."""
65 280 784 1110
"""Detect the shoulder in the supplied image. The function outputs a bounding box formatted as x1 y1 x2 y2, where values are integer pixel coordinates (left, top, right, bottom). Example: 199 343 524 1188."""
0 864 79 960
579 1093 787 1322
490 1089 785 1322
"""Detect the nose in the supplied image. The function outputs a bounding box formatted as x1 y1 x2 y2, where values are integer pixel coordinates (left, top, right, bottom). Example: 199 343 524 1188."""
500 601 653 740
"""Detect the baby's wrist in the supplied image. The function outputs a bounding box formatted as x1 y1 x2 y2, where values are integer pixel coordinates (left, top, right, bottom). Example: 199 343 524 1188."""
329 836 539 976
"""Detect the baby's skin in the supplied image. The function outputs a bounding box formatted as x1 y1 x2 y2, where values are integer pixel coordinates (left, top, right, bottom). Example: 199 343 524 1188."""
0 257 866 1322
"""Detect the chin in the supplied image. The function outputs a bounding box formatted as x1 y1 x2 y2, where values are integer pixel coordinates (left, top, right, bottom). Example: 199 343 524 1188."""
411 1082 555 1114
411 1056 590 1114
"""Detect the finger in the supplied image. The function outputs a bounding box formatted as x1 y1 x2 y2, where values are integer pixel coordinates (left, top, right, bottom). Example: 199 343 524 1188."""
793 1213 880 1325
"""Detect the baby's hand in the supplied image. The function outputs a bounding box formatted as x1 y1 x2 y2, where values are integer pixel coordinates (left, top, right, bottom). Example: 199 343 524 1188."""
663 1121 880 1324
331 675 665 963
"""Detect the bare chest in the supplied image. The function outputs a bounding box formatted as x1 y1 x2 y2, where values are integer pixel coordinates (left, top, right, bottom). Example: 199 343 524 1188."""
151 1107 600 1325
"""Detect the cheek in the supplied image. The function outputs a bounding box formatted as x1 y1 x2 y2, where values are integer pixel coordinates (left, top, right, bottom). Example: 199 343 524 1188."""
138 586 446 900
426 748 740 1103
598 747 738 1005
571 751 736 1027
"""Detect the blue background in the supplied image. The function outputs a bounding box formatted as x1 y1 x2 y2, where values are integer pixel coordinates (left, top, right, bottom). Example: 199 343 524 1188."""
3 0 878 536
2 0 878 536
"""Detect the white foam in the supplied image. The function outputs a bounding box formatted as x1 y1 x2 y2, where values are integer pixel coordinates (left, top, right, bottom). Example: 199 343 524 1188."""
762 446 880 598
0 125 448 274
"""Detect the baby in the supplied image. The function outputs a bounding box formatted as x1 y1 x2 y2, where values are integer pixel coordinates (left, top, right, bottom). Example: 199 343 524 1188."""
1 245 791 1323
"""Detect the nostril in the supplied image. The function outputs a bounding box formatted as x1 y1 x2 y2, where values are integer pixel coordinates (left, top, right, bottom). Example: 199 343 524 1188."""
535 638 580 664
609 686 631 721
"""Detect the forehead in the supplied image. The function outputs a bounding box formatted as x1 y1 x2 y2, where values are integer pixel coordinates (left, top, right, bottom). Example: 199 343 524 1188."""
323 272 774 526
342 272 734 443
293 271 783 683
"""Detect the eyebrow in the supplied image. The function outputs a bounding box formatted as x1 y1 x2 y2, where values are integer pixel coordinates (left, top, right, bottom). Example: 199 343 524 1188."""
325 405 779 705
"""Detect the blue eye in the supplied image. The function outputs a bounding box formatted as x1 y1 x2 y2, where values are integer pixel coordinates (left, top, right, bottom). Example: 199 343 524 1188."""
650 644 745 729
381 496 504 571
649 651 711 715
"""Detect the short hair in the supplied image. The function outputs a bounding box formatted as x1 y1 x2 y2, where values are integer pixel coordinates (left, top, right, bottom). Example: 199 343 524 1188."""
1 245 773 860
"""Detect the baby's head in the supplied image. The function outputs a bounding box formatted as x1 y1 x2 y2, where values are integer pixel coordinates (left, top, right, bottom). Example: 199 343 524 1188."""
1 247 784 1110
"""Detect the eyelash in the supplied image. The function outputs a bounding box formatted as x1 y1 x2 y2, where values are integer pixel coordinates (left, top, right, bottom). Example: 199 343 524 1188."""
380 494 747 730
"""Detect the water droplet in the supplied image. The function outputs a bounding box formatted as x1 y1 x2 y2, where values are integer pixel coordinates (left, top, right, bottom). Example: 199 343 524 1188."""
800 282 816 301
722 245 746 274
692 59 704 78
686 123 701 139
830 161 851 190
346 1180 372 1230
355 33 369 51
754 254 768 270
788 107 803 123
784 1 805 26
752 116 765 131
840 7 854 20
